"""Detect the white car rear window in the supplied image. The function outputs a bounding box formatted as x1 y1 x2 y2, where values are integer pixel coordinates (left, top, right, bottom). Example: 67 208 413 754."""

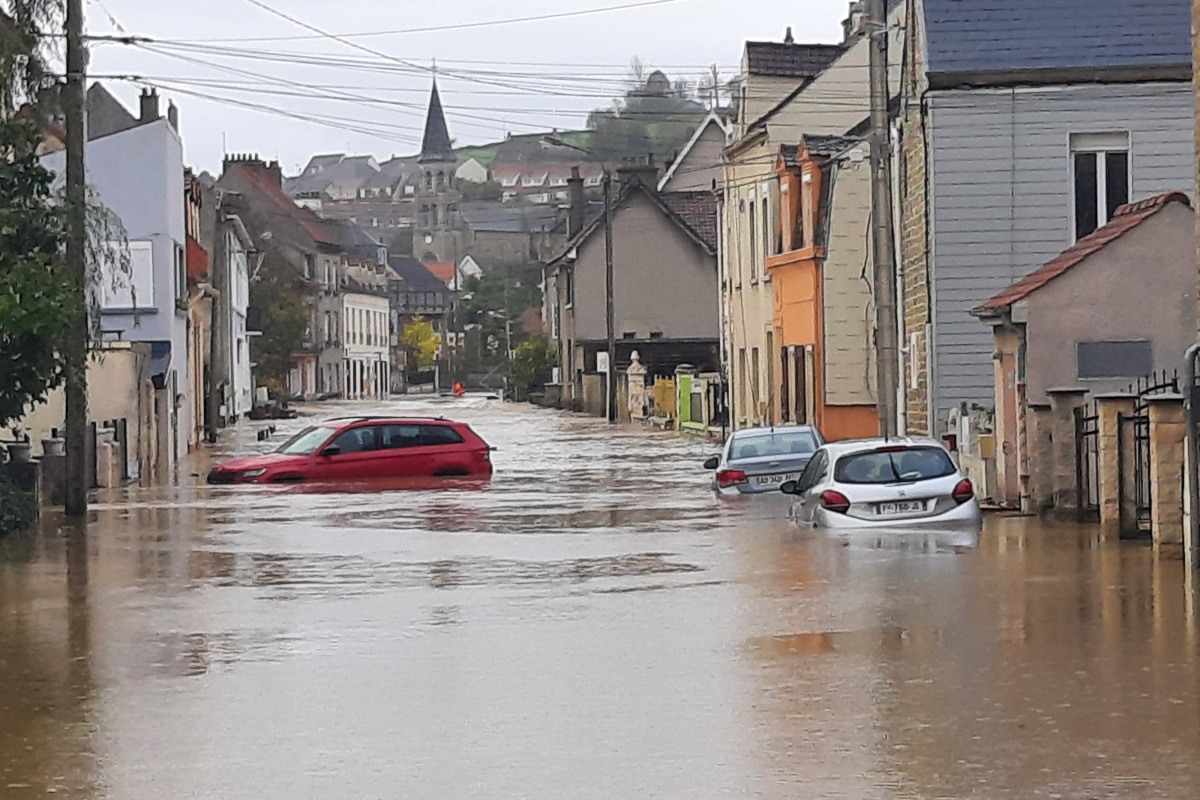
834 447 955 484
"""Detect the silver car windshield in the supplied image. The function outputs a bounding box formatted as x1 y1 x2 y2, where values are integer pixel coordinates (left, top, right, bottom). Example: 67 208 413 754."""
276 426 337 456
834 447 955 484
729 430 819 461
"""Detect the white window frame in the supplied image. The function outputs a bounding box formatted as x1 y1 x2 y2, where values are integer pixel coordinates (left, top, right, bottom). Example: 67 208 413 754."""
1069 132 1131 242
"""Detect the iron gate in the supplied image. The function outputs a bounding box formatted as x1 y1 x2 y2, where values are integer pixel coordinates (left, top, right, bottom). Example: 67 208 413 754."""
1074 403 1100 522
1116 371 1179 539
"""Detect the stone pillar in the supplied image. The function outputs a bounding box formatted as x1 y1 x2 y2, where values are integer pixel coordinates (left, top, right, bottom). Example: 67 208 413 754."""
1046 388 1089 513
627 350 649 420
1147 393 1186 547
1026 402 1053 514
1095 392 1137 527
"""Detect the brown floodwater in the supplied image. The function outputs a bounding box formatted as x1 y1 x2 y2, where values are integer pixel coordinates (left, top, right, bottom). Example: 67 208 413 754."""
2 399 1198 799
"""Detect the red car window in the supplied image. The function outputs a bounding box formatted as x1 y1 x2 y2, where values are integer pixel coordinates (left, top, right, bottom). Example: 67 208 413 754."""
419 425 464 446
329 427 378 453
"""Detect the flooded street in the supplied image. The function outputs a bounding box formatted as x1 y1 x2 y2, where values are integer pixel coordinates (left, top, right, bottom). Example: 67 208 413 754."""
3 399 1200 799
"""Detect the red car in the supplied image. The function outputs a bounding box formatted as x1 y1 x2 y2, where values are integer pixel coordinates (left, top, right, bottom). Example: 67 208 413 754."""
207 417 493 485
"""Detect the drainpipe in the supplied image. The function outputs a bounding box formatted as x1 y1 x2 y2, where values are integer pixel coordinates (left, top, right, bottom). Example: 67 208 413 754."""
890 119 906 434
1185 342 1200 571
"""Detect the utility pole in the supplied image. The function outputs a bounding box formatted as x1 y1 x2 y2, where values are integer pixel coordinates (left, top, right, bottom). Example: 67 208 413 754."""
868 0 899 438
64 0 89 516
604 170 616 423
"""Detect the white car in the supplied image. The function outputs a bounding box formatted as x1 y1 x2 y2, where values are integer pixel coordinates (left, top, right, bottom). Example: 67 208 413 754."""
779 438 983 530
703 426 824 496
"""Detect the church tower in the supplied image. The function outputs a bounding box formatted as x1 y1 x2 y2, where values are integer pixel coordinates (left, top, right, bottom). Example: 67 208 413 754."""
415 79 462 264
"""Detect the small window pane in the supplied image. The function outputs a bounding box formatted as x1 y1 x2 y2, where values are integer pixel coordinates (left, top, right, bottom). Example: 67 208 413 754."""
1077 340 1152 380
331 427 377 453
1074 152 1098 239
1105 151 1129 221
419 425 464 446
380 425 422 449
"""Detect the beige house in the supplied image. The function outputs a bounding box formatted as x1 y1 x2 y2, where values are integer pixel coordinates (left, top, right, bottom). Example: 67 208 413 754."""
973 192 1196 509
545 169 720 415
722 5 903 430
659 112 731 194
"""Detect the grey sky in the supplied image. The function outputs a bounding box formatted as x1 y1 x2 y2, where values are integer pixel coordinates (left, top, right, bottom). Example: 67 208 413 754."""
90 0 851 174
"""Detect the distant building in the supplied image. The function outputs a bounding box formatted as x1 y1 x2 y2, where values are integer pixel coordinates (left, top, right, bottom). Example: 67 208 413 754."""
414 79 466 264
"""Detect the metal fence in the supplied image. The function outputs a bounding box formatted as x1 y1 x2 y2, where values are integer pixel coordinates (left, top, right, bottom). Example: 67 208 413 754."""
1074 402 1100 523
1117 370 1179 538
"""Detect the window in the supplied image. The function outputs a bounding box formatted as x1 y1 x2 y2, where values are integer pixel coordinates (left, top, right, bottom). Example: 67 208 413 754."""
796 450 828 493
304 254 315 280
835 446 956 485
564 268 575 308
748 193 758 281
761 197 770 262
1071 133 1129 240
794 179 806 249
330 426 378 454
1077 340 1152 380
730 429 819 461
276 425 339 455
420 425 464 446
377 425 422 448
751 347 760 408
738 348 747 418
174 243 186 302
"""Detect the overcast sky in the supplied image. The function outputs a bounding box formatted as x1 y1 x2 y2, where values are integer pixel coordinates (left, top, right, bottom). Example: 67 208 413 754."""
87 0 850 174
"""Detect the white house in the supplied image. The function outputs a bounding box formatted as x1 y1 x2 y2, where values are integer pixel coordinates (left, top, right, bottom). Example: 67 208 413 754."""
455 157 488 184
43 89 190 472
342 292 391 399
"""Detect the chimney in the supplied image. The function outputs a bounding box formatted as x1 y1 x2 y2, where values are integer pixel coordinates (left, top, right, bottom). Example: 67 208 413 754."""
616 154 659 191
139 88 160 124
222 153 282 189
784 26 794 45
167 100 179 131
842 1 867 43
567 166 585 238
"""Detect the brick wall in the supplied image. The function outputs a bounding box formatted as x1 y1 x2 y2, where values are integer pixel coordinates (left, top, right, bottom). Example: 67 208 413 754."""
900 107 931 436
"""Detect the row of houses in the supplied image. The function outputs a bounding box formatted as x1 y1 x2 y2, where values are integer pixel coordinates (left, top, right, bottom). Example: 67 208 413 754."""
539 0 1199 520
16 83 488 484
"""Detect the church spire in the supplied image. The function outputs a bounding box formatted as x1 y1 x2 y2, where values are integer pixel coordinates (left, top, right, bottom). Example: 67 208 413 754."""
419 79 455 163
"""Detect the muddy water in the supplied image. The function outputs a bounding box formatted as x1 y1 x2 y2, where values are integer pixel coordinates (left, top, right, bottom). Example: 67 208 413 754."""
2 399 1198 799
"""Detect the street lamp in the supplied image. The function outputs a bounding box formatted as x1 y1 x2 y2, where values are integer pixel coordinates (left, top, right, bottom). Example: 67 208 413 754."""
542 135 616 423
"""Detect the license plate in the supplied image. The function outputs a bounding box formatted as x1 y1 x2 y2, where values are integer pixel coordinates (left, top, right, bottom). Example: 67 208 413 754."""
874 501 926 516
754 473 798 486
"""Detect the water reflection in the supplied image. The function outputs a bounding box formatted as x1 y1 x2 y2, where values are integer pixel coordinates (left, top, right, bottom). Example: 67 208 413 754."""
0 401 1197 799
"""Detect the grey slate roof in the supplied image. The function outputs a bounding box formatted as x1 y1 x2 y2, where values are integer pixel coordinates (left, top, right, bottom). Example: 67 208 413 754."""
804 134 861 157
388 256 449 292
743 42 843 78
461 204 560 234
285 154 381 197
923 0 1191 77
419 80 455 163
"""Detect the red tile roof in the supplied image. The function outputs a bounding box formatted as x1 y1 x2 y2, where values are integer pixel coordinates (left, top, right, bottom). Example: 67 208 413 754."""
661 191 719 251
226 161 341 247
973 191 1191 315
424 261 457 286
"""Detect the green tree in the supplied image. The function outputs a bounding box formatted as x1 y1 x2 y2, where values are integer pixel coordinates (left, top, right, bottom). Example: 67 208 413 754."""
511 333 557 398
0 119 70 428
402 316 440 373
249 250 312 392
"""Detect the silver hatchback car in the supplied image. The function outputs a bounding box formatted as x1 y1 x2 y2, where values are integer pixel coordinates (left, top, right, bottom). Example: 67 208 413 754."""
779 437 983 530
704 426 825 496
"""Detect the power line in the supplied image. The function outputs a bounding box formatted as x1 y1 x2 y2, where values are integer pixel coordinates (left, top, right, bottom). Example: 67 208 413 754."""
158 0 689 45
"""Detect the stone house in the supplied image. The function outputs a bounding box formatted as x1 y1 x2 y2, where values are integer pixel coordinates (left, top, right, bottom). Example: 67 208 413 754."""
545 167 720 414
184 170 213 451
972 192 1196 509
201 189 255 429
897 0 1194 437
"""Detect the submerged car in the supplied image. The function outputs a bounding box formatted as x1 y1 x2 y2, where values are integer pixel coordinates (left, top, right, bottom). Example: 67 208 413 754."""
207 417 493 485
779 438 982 530
703 425 824 496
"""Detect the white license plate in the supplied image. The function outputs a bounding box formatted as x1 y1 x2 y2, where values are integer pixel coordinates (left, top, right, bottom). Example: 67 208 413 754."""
874 501 926 516
755 473 798 486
